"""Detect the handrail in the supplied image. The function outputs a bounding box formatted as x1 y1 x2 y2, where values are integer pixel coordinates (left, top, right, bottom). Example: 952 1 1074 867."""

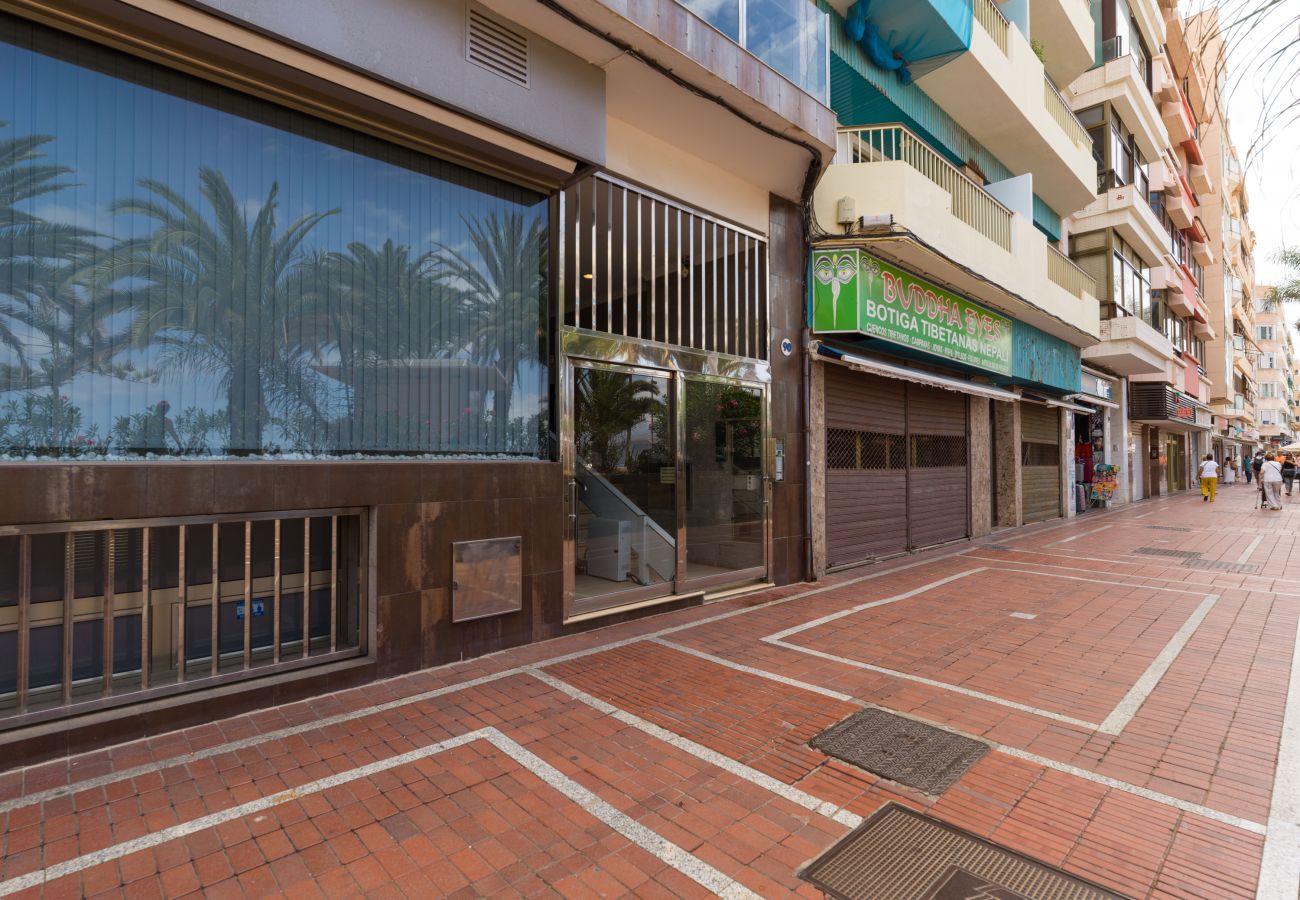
835 124 1013 252
973 0 1009 53
1046 244 1097 299
1043 75 1090 149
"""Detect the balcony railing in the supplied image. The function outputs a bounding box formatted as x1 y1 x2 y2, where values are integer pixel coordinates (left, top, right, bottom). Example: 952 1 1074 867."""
1047 245 1096 298
1044 75 1090 149
973 0 1009 53
835 124 1013 251
1 508 367 728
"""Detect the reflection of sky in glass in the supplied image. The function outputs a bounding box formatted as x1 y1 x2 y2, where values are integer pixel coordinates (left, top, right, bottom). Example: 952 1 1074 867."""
0 18 547 456
679 0 827 101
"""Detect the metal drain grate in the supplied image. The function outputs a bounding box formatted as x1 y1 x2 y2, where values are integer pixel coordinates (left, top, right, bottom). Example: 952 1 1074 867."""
802 804 1125 900
982 543 1013 551
1182 557 1262 575
1146 525 1193 532
810 709 988 795
1133 547 1202 558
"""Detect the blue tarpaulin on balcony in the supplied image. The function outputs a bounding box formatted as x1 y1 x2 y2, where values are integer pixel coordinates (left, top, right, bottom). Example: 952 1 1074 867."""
843 0 972 82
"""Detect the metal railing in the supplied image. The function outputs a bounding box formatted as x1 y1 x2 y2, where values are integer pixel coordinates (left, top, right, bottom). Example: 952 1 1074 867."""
1047 245 1097 298
1 508 367 727
1043 75 1089 149
973 0 1009 53
835 124 1013 251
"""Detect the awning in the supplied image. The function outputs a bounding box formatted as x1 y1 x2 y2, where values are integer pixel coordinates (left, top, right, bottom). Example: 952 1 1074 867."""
1023 392 1096 414
811 342 1020 401
1072 393 1120 410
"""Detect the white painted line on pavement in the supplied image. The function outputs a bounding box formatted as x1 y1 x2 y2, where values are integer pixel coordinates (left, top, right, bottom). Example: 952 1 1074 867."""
0 726 758 900
529 669 863 830
1257 610 1300 899
1096 594 1219 735
1133 512 1153 519
649 639 1264 836
1 544 979 816
1237 535 1265 565
765 569 986 643
1052 524 1112 545
760 568 1102 731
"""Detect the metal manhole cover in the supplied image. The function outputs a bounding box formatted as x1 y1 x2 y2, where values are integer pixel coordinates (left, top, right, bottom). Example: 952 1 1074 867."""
1146 525 1193 532
1182 557 1261 575
809 709 988 795
801 804 1127 900
982 543 1013 551
1133 547 1201 558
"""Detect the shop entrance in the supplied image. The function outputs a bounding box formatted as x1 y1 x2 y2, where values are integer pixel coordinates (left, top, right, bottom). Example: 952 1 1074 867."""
565 360 767 618
1021 403 1062 523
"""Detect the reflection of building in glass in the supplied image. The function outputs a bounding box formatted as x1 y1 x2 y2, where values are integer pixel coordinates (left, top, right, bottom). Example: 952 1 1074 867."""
0 0 827 755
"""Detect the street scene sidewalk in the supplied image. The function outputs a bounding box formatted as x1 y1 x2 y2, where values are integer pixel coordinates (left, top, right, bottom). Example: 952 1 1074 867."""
2 483 1298 899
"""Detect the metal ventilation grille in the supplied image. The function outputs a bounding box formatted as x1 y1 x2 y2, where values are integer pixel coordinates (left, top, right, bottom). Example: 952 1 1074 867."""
466 8 529 87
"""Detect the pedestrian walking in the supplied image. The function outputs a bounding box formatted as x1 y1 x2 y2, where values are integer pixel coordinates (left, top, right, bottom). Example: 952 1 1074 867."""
1198 454 1219 502
1262 454 1285 510
1252 452 1265 485
1284 454 1297 496
1223 457 1237 485
1246 454 1255 484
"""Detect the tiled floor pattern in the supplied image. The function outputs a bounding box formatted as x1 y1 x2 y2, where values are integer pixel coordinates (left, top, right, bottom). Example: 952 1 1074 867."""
1 485 1298 898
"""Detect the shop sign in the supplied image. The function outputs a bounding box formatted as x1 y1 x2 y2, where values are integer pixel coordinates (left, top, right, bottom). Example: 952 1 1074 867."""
811 248 1013 375
1082 374 1114 401
1091 463 1120 501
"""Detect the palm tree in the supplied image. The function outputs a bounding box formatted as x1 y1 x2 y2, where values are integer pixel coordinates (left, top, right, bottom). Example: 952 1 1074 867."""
575 369 664 471
291 239 456 448
432 210 545 425
0 124 113 393
88 168 336 451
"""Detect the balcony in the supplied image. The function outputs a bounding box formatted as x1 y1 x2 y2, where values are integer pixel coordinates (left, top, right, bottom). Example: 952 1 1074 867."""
1193 238 1214 266
1029 0 1095 85
1069 48 1167 164
817 124 1098 344
1071 181 1168 267
1161 94 1194 145
1225 156 1244 191
1152 256 1194 316
910 1 1096 213
1190 163 1212 194
1166 190 1193 229
1083 315 1173 375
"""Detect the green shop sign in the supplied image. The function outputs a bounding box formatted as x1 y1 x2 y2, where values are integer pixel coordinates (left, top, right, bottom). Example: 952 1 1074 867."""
811 248 1013 376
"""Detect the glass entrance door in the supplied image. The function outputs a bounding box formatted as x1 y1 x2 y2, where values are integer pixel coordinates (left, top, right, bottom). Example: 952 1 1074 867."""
571 365 677 613
681 379 765 590
565 361 768 617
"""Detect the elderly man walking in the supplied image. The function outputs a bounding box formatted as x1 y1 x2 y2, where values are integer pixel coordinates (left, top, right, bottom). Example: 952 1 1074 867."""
1262 454 1285 511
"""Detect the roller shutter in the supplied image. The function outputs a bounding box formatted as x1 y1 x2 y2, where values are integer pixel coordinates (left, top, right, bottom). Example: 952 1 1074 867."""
823 366 969 569
1021 403 1062 523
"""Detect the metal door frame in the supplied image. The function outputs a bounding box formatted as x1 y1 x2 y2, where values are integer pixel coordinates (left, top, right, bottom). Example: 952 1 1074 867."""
559 330 771 621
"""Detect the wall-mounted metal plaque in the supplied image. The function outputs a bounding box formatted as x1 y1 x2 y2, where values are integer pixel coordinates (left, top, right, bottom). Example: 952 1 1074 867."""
451 536 523 622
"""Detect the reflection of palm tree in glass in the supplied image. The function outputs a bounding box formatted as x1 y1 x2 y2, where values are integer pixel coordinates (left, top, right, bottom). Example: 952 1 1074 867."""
433 211 544 424
91 168 336 450
294 239 454 447
0 125 117 396
576 370 664 471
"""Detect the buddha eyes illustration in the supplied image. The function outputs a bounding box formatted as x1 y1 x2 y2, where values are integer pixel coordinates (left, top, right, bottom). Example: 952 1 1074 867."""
815 253 858 321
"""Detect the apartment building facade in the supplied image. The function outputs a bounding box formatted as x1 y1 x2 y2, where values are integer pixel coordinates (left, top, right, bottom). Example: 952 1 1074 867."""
1185 8 1261 464
802 0 1104 576
1067 0 1218 505
1253 296 1297 449
0 0 837 760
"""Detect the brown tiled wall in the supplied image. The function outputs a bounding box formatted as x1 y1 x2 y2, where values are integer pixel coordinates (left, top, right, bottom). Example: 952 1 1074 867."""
768 195 810 586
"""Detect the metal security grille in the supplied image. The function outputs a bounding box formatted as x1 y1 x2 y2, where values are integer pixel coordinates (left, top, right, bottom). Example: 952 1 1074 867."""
0 509 366 728
827 428 906 470
1020 403 1061 523
912 434 967 468
823 367 969 566
560 173 768 359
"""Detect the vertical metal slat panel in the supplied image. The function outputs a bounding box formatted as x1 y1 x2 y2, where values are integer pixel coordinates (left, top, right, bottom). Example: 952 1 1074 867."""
103 530 115 695
242 521 252 671
177 524 187 683
302 517 311 659
272 518 282 665
16 535 30 714
329 515 338 653
209 526 218 677
140 528 151 690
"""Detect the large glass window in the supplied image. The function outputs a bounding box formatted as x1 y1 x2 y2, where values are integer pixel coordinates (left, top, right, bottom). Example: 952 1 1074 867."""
0 16 547 459
679 0 827 101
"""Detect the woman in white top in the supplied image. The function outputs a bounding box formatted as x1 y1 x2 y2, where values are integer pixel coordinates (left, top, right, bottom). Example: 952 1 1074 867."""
1198 455 1219 503
1262 455 1285 510
1223 457 1237 485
